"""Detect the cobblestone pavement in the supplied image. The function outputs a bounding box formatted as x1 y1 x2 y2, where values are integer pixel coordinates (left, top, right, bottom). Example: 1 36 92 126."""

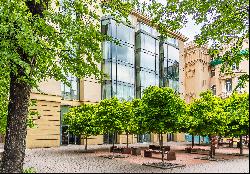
23 142 249 173
0 143 3 153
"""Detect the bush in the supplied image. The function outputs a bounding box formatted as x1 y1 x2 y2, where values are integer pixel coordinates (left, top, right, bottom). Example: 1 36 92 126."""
23 167 36 173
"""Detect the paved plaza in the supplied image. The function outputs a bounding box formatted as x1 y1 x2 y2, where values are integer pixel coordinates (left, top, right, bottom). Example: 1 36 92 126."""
18 142 249 173
0 142 249 173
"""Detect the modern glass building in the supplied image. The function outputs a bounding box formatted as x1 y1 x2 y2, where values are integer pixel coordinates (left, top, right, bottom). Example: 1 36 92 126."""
24 12 187 148
101 16 181 143
101 16 180 101
101 17 135 101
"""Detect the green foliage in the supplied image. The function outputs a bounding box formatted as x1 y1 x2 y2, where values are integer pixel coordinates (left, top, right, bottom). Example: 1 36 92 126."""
22 167 36 173
179 0 249 87
131 98 147 135
187 90 228 137
63 104 101 138
119 100 134 134
141 86 186 134
96 97 123 134
224 92 249 137
27 100 39 129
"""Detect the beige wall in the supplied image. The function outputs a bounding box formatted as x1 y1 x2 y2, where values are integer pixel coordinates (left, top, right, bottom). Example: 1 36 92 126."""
32 79 61 96
179 40 185 99
184 43 211 102
27 95 61 148
184 40 249 101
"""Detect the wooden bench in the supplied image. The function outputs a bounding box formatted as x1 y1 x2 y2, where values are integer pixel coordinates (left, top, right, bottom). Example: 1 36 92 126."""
144 149 169 157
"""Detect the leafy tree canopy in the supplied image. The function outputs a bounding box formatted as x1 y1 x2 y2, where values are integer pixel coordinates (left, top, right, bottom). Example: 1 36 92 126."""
179 0 249 88
188 90 228 137
96 97 123 134
224 92 249 137
141 86 186 134
63 104 101 137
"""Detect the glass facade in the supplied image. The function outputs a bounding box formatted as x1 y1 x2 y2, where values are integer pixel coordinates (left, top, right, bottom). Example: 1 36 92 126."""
135 23 160 98
101 18 181 99
61 74 79 100
101 18 181 144
101 17 135 101
159 37 180 92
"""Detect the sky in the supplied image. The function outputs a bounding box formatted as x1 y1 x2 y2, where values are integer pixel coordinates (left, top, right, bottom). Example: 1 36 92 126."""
138 0 203 42
179 16 203 42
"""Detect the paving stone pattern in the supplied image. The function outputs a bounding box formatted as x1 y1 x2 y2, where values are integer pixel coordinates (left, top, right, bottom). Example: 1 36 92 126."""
22 143 249 173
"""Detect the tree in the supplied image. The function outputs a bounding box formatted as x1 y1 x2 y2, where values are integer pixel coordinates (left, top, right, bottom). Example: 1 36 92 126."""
224 92 249 155
141 86 186 164
131 98 147 136
188 90 228 158
96 97 123 154
63 104 101 151
179 0 249 88
119 100 134 148
0 0 187 171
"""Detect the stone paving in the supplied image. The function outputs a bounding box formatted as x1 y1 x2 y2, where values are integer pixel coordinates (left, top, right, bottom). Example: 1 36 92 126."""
19 142 249 173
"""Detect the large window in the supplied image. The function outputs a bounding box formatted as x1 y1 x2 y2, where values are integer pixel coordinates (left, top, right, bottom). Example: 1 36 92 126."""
225 79 232 92
135 27 160 98
160 40 180 93
168 45 179 62
61 75 79 100
101 17 135 101
211 85 216 95
117 64 134 84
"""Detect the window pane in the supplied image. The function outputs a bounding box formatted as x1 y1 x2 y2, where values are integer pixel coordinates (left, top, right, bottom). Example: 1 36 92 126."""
103 62 111 80
102 82 111 99
117 23 134 44
167 37 179 47
102 41 111 60
140 71 156 87
168 46 179 62
140 52 155 70
117 64 134 84
226 79 232 92
116 44 134 64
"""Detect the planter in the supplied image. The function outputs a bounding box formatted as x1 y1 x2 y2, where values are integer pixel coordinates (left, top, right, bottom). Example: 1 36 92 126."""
167 151 176 160
144 150 152 157
131 147 141 156
113 148 122 153
185 147 192 153
110 146 117 153
149 145 157 150
121 148 132 154
162 146 170 152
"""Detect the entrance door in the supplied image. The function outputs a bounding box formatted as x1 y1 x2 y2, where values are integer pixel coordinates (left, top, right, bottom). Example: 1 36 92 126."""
61 125 69 145
68 132 81 145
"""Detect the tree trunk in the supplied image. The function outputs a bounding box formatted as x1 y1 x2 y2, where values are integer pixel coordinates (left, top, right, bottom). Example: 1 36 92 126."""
160 133 164 164
126 132 129 148
230 137 234 148
240 135 243 155
85 136 88 151
158 134 161 146
112 132 115 158
0 72 31 173
191 135 194 148
209 136 213 158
